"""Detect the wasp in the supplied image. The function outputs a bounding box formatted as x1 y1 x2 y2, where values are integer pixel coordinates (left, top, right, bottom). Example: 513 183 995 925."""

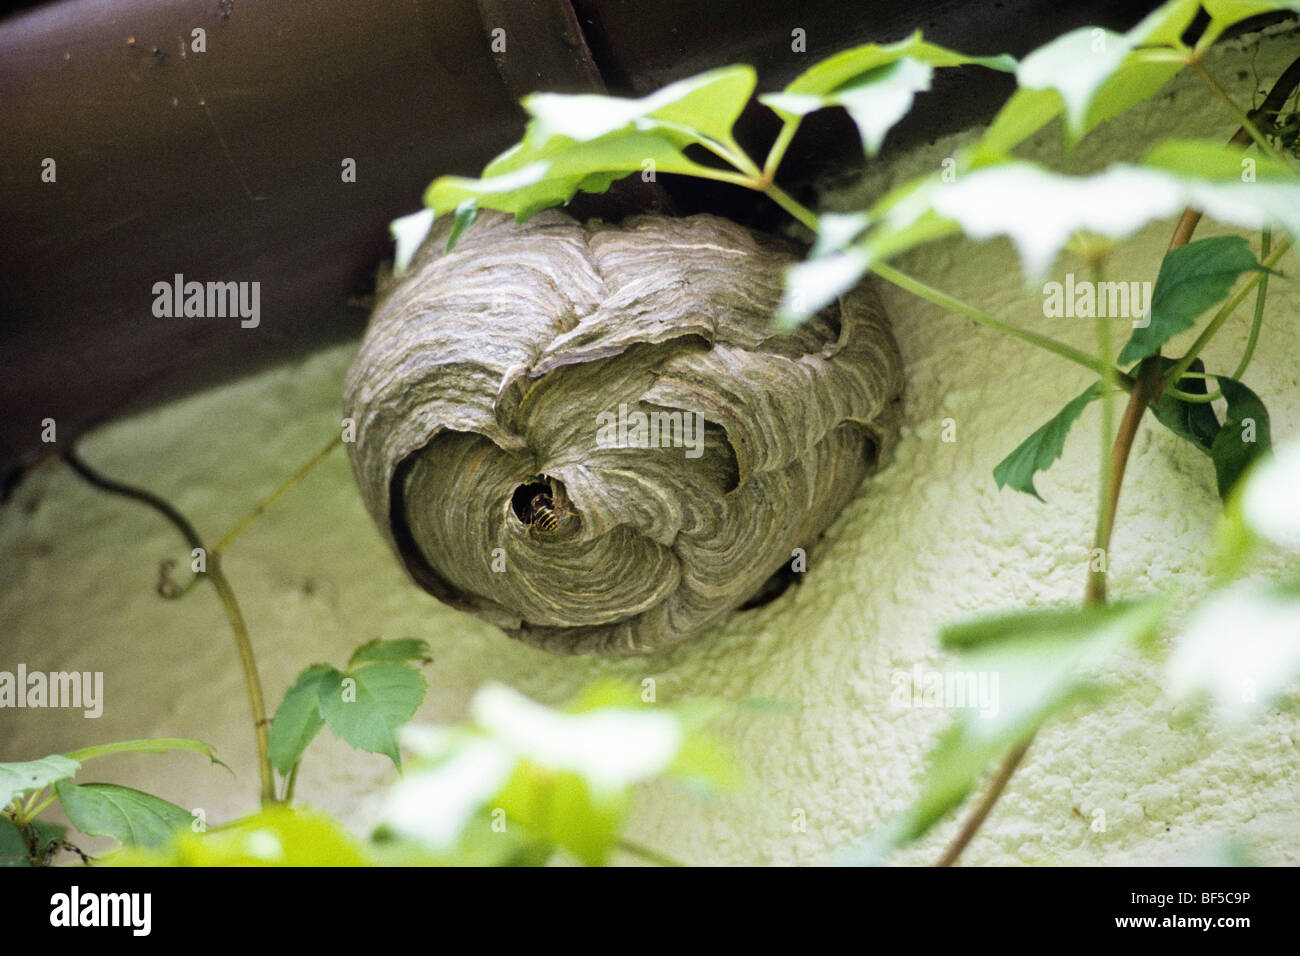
529 493 560 533
525 489 575 537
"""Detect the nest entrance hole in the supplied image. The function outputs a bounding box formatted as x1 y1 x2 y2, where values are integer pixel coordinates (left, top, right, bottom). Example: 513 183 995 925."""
511 480 553 524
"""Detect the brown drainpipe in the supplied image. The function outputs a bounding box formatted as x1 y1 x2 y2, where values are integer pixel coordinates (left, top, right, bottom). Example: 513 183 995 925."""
0 0 1167 491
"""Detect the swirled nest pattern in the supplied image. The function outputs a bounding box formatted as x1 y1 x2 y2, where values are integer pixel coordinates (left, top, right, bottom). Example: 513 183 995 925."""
344 209 904 655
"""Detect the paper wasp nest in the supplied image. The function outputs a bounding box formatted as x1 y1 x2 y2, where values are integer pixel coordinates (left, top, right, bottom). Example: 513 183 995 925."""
343 209 904 654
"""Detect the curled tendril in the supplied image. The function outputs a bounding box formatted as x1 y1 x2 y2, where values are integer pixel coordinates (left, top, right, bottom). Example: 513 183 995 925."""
156 558 201 600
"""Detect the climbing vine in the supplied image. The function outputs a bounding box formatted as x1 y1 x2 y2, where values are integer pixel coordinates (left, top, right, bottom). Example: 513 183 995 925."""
5 0 1300 866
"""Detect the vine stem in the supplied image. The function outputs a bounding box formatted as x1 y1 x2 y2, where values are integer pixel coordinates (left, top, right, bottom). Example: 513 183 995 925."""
934 740 1031 867
763 119 800 181
63 449 277 806
616 838 686 867
1090 263 1117 603
1191 60 1288 163
872 262 1134 386
1232 228 1271 382
213 435 341 555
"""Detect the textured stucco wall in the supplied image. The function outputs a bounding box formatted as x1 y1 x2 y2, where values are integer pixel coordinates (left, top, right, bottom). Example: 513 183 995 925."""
2 26 1298 865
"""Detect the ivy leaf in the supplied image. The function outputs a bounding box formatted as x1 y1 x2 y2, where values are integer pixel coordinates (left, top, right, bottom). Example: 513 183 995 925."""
1143 139 1297 180
347 638 432 668
268 664 336 776
522 65 756 147
1168 578 1300 722
979 87 1065 156
26 820 66 865
470 683 683 793
426 66 756 223
1210 376 1270 499
777 246 871 326
931 159 1300 282
776 31 1014 98
764 58 935 158
762 32 1014 159
809 211 873 258
54 781 193 849
1199 1 1300 47
383 731 516 853
102 806 374 866
318 663 427 767
993 383 1102 500
838 598 1168 863
1240 438 1300 552
0 815 30 867
444 200 478 254
1149 358 1220 454
427 134 718 221
496 762 626 867
1017 27 1134 142
0 755 80 810
1118 237 1267 364
982 1 1200 153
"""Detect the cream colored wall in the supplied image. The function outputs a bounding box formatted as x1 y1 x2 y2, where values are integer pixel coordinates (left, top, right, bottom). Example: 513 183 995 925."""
2 25 1297 865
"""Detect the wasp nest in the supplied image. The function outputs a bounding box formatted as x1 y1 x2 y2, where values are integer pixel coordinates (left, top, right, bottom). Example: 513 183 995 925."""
343 209 904 655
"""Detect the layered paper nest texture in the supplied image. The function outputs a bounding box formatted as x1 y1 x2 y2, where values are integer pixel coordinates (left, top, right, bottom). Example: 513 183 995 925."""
344 210 904 654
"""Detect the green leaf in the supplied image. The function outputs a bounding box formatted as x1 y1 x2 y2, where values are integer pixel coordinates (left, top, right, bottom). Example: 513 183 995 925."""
1118 237 1267 364
347 637 432 668
1214 485 1258 580
763 32 1014 159
65 737 224 768
268 664 336 776
470 683 684 791
1200 1 1300 46
777 247 871 326
54 781 193 848
1016 27 1135 141
383 732 516 852
810 211 873 258
0 815 31 867
101 806 374 866
1143 139 1297 181
26 820 67 865
319 663 427 767
842 598 1167 861
525 65 756 146
992 383 1102 500
427 133 717 221
1149 358 1221 453
776 30 1014 99
1210 376 1271 499
425 64 758 224
981 1 1199 152
1240 438 1300 552
444 200 478 253
764 58 935 158
668 729 741 797
496 761 626 866
391 208 435 275
980 87 1064 155
384 683 714 859
931 159 1300 282
0 755 80 810
1169 578 1300 721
